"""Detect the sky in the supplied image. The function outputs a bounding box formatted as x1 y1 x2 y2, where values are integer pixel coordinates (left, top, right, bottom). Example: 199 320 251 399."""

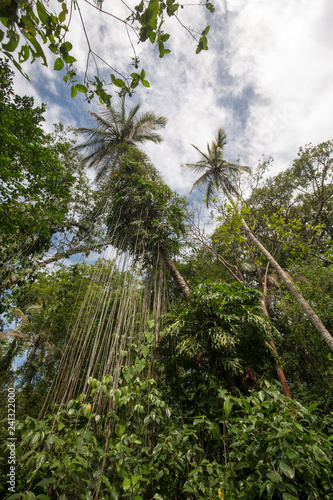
11 0 333 200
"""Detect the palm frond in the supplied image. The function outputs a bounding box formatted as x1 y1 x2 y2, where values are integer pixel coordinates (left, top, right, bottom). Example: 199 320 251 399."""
0 329 30 340
181 161 208 174
216 128 228 148
191 144 212 164
205 179 218 207
190 170 212 192
226 161 252 174
73 98 165 181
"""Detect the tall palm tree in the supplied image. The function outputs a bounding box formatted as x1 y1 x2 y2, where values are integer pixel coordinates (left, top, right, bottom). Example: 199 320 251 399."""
183 128 251 207
72 96 167 181
184 129 333 355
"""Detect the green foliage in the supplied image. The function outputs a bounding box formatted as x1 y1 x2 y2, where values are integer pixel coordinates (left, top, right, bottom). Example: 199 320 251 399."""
274 259 333 412
0 59 74 240
160 281 277 394
248 140 333 257
105 155 188 264
206 386 333 499
73 97 167 182
1 379 332 499
183 128 251 207
0 263 99 417
0 0 213 103
0 61 108 300
0 376 203 499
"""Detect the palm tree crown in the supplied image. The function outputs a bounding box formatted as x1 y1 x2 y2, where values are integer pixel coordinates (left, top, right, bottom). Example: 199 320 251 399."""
182 128 251 206
73 97 167 182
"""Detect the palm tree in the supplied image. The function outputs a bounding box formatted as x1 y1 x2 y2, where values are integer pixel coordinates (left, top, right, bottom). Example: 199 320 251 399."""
183 128 251 207
72 97 167 182
74 99 190 299
184 129 333 355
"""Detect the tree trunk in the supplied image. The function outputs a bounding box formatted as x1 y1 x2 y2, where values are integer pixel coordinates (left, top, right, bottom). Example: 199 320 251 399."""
242 218 333 353
162 252 191 300
261 294 291 398
219 180 333 353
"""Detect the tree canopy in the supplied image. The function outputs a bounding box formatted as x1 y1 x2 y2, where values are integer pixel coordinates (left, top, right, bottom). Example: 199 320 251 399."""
1 59 333 500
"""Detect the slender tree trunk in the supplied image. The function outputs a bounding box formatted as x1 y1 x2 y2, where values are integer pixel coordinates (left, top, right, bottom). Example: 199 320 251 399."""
162 251 191 300
220 180 333 353
261 293 292 398
242 218 333 353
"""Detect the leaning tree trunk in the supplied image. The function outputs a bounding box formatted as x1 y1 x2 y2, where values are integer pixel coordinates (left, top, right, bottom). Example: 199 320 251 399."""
162 251 191 299
220 181 333 354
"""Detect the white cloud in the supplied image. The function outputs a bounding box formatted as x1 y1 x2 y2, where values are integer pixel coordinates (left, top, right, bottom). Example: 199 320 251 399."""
7 0 333 192
227 0 333 172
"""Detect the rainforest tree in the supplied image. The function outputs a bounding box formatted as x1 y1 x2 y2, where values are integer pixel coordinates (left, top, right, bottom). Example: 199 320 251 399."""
0 59 111 308
184 129 333 354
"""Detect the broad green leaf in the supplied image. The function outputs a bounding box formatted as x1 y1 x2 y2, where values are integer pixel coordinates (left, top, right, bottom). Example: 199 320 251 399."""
123 366 135 382
142 79 150 87
313 445 330 462
36 1 49 24
35 452 46 470
71 86 77 98
135 357 146 373
201 25 210 36
193 416 205 425
58 10 66 22
63 55 76 64
258 390 265 402
75 83 88 93
147 319 154 329
115 423 126 437
24 492 36 500
267 471 282 483
158 41 164 58
60 41 72 53
36 478 56 487
122 477 131 492
2 32 19 52
279 461 295 479
241 397 252 413
30 431 41 448
266 482 275 496
140 344 150 358
18 45 30 63
224 397 233 417
149 31 156 43
102 475 119 498
21 450 34 461
161 33 170 42
206 2 215 13
308 403 318 413
26 33 47 65
276 427 291 438
145 328 153 342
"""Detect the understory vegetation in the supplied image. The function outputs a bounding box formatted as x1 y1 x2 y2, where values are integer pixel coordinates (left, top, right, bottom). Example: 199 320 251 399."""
0 59 332 499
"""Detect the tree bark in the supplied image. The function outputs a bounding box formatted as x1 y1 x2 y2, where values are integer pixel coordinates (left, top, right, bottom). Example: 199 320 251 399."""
162 252 191 300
